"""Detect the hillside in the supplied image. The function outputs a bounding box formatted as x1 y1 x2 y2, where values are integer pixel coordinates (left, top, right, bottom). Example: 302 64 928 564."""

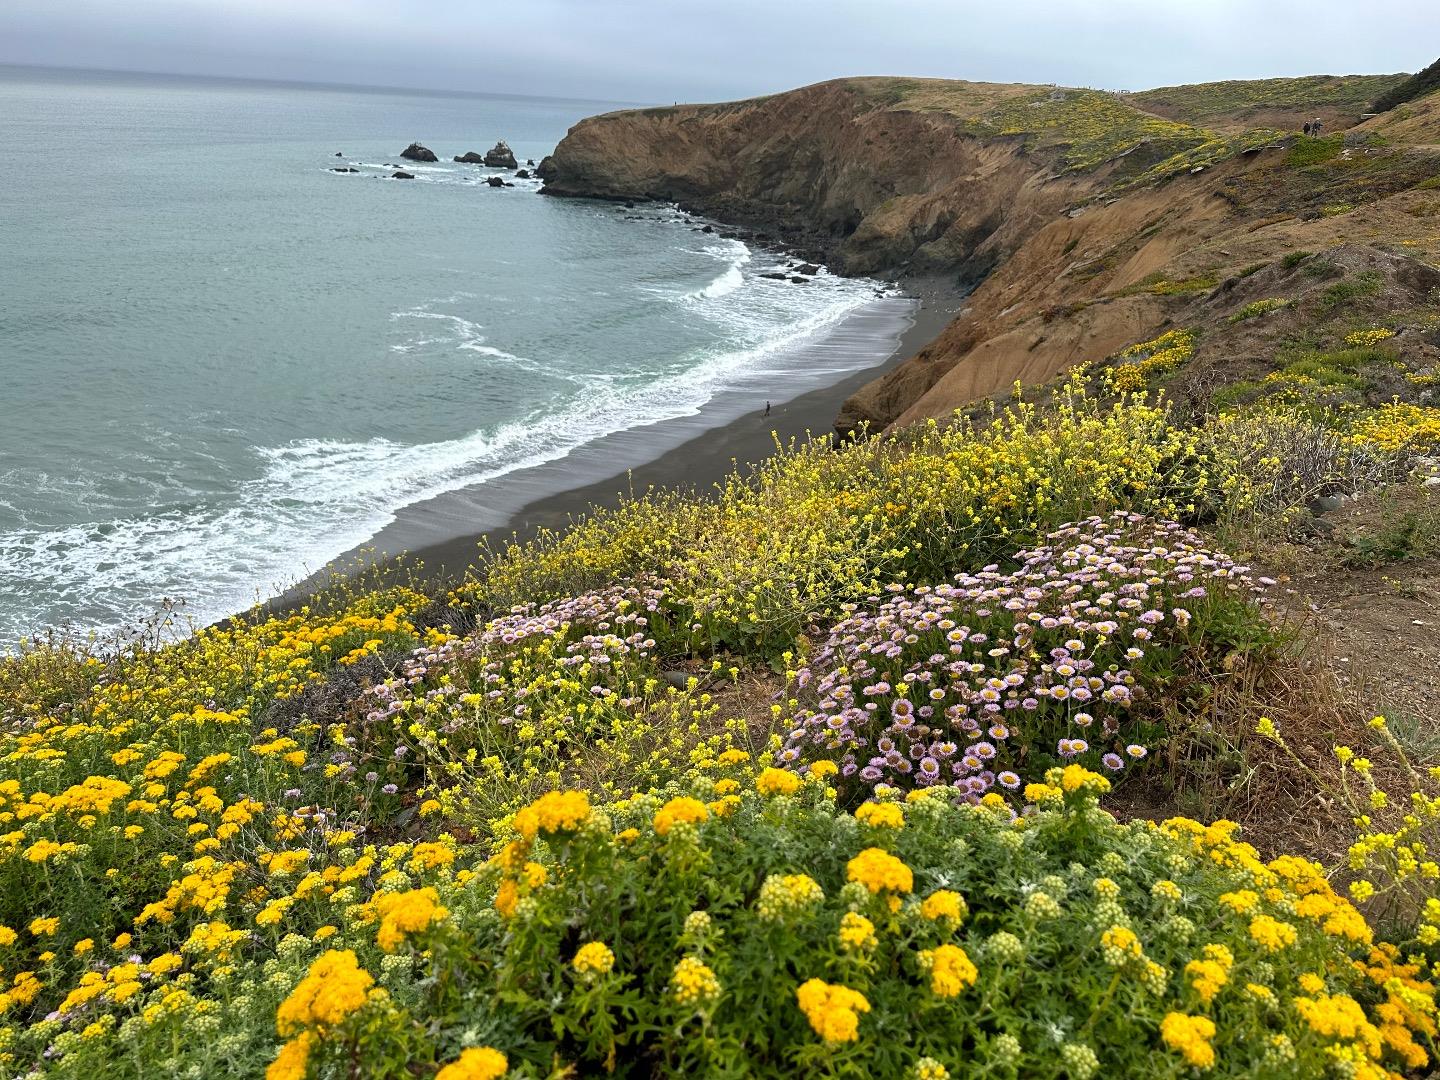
539 70 1440 433
10 66 1440 1080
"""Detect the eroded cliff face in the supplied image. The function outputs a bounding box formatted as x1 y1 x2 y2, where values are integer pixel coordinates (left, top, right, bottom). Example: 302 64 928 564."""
540 76 1440 431
539 79 1088 283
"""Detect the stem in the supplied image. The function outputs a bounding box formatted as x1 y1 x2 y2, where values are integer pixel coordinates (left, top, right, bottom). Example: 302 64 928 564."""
1081 970 1121 1035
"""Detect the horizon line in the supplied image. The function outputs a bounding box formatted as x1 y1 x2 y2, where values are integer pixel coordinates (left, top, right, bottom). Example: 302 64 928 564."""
0 58 652 109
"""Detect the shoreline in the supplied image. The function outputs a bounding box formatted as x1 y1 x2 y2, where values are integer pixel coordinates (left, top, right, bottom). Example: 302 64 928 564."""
263 276 962 613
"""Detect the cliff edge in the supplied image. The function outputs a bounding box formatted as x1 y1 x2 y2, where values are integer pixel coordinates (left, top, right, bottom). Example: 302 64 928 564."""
540 72 1440 432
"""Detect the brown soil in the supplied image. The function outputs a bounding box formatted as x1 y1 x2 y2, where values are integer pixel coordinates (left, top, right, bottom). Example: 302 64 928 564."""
1260 485 1440 729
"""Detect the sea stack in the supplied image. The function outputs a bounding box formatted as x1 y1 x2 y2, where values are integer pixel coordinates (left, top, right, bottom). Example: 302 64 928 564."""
484 140 518 168
453 151 486 163
400 142 438 162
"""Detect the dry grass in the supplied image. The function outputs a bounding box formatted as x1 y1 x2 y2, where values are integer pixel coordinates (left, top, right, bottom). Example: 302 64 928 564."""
1105 612 1394 862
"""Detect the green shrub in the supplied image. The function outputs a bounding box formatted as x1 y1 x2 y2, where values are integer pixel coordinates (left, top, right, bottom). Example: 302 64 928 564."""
1341 492 1440 568
1316 272 1384 315
26 768 1434 1079
1373 55 1440 113
1228 298 1291 323
1284 135 1342 168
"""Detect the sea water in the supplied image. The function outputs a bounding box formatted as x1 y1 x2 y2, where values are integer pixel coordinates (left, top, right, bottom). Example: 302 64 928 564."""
0 64 912 642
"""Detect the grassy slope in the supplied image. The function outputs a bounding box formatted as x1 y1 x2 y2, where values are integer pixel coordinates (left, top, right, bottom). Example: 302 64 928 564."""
1132 73 1406 122
847 72 1423 179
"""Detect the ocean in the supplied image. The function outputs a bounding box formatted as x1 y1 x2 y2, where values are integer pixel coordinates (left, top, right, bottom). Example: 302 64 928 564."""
0 64 915 643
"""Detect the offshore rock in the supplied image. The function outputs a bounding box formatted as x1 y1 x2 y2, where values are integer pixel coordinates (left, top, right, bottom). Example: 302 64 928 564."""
484 140 518 168
400 142 438 162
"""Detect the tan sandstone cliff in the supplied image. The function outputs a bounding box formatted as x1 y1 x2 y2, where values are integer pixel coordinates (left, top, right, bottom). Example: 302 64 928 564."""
539 73 1440 432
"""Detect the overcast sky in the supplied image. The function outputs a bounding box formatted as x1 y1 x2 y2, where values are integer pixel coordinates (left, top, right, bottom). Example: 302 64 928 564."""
2 0 1434 104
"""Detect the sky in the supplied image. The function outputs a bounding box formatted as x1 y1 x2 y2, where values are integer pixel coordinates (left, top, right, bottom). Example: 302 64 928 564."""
2 0 1435 105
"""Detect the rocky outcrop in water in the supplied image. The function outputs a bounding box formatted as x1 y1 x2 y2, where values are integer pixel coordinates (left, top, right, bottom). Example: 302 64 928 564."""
392 171 415 180
484 141 518 168
400 143 437 162
454 152 486 164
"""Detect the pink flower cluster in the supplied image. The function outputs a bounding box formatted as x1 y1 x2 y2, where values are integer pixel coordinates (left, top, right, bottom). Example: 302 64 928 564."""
777 514 1264 801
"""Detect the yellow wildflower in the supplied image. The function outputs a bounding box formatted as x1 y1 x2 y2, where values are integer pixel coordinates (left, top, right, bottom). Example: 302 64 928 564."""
795 978 870 1042
572 941 615 978
1160 1012 1216 1069
846 847 913 895
653 796 709 836
435 1047 509 1080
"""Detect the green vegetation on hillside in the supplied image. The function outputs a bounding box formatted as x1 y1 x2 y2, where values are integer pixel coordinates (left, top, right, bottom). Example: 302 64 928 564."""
1132 74 1406 123
1373 55 1440 113
857 79 1214 173
7 343 1440 1074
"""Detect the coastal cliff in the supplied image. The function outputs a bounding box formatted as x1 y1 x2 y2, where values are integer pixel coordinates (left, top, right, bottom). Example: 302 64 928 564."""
541 73 1440 432
539 78 1093 284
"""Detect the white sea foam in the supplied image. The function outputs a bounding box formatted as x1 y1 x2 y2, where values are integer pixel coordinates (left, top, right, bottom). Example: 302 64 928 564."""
687 241 751 300
0 207 909 645
389 307 563 379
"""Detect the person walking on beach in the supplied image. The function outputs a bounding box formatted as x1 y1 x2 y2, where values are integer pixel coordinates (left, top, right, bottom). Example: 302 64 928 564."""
764 401 771 417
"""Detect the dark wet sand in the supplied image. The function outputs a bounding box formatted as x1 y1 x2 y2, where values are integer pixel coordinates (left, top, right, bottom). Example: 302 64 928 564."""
263 280 963 612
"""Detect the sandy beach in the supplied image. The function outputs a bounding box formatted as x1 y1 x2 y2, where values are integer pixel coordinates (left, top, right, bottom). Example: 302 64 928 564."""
266 277 962 610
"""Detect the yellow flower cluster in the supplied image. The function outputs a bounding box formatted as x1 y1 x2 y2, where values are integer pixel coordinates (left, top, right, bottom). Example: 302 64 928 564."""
1345 327 1396 347
755 767 802 797
1351 402 1440 451
756 874 825 921
513 790 592 840
838 911 878 952
1185 944 1233 1004
572 941 615 978
919 889 967 928
1249 914 1299 952
670 956 721 1008
795 978 871 1042
435 1047 509 1080
846 847 914 895
369 887 448 953
1107 328 1198 392
855 801 905 829
654 796 710 836
1160 1011 1217 1069
275 949 376 1035
918 944 978 997
1100 925 1145 967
